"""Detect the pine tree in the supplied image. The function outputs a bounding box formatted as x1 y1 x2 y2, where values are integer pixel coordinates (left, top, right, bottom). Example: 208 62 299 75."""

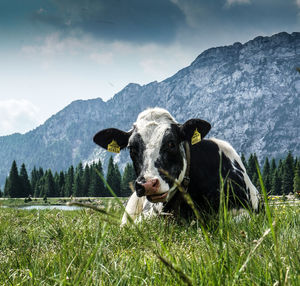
73 172 83 197
64 166 74 197
75 162 84 178
30 167 39 197
53 172 60 197
0 188 2 197
294 157 298 169
293 161 300 194
20 163 32 197
94 160 106 196
31 167 45 197
113 163 122 196
241 153 247 169
7 160 22 198
58 171 65 197
88 166 97 197
88 161 106 197
72 162 84 197
106 156 116 196
44 170 56 197
282 152 294 194
4 177 9 197
82 165 90 197
121 163 136 196
270 158 277 176
271 170 282 195
262 158 271 192
37 176 46 198
247 153 258 181
277 159 284 176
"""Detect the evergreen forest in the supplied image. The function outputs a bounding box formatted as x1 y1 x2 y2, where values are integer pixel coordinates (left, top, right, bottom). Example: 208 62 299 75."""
0 152 299 198
1 156 136 198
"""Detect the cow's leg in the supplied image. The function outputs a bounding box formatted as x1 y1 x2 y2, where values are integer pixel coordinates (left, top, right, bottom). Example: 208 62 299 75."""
121 192 145 226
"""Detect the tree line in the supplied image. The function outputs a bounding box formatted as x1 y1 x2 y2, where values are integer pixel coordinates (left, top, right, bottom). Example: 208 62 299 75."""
0 156 136 198
0 152 299 198
241 151 299 195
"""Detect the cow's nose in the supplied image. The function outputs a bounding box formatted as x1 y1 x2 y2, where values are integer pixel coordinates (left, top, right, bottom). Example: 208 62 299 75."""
135 178 160 197
135 181 145 197
142 179 160 195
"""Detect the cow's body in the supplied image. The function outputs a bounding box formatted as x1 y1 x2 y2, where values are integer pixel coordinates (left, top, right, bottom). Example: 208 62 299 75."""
93 108 261 225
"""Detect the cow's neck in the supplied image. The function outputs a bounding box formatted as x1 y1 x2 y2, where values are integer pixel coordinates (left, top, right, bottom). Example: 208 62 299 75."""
163 141 191 213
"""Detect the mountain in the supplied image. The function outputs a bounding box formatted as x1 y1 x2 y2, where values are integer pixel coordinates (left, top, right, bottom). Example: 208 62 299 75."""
0 32 299 186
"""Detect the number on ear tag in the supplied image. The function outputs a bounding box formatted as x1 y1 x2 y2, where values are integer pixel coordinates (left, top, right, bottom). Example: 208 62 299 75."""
107 140 120 153
191 129 201 145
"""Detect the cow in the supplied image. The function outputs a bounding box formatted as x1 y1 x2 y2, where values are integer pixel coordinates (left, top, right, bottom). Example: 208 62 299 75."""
93 107 261 226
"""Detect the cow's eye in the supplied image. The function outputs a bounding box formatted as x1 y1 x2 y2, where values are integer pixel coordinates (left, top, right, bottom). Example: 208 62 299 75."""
168 141 176 150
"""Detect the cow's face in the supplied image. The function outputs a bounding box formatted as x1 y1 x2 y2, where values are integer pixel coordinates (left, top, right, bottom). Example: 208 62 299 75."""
94 108 211 203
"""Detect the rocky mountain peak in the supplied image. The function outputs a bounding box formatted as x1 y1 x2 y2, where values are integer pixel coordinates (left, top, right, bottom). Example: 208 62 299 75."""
0 32 299 186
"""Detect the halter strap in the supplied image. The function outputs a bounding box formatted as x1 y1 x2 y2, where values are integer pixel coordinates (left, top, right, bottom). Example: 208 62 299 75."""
181 141 191 193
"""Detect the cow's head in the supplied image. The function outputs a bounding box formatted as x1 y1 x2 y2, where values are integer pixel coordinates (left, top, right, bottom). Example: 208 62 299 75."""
93 108 211 203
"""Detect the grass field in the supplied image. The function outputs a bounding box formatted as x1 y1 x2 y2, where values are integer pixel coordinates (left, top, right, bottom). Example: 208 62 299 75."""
0 196 299 286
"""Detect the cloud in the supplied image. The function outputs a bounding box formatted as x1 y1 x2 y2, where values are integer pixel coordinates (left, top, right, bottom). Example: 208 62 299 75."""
0 99 41 136
89 52 113 65
296 0 300 7
171 0 299 43
21 32 86 56
31 0 186 44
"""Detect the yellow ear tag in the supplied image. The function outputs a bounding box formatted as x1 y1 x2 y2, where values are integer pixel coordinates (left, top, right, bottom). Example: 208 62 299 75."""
107 140 120 153
191 128 201 145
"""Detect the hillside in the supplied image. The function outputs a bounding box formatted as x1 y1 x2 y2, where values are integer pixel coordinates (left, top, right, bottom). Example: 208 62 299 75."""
0 32 299 186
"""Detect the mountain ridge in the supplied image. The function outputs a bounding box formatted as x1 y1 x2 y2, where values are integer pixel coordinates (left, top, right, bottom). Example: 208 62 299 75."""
0 31 299 186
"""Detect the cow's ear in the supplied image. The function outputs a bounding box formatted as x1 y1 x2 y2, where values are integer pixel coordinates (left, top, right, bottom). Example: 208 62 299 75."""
180 119 211 145
93 128 131 153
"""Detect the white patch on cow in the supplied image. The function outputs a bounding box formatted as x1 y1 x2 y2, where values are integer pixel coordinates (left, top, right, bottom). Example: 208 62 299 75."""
210 138 260 210
131 107 187 196
121 192 145 226
121 192 165 226
135 200 164 223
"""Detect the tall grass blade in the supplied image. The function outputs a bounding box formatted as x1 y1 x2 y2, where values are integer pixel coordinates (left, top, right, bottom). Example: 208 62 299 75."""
255 159 282 284
233 221 275 284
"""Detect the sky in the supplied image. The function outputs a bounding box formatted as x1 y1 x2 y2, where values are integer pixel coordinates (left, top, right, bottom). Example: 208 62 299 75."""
0 0 299 136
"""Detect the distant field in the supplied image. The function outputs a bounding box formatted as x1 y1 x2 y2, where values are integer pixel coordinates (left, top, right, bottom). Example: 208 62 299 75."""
0 197 127 208
0 196 299 285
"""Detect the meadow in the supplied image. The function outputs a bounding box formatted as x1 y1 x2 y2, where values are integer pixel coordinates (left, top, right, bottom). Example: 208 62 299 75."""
0 195 299 286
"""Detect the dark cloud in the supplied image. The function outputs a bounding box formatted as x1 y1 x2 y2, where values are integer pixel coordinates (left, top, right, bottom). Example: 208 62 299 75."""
169 0 300 49
176 0 299 33
3 0 299 48
31 0 187 44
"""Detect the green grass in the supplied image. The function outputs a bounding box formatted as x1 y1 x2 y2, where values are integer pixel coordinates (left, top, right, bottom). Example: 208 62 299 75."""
0 197 123 207
0 199 299 285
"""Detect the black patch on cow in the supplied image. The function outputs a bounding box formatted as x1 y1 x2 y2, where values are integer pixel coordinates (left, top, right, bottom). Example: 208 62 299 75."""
171 139 253 219
128 133 145 177
154 125 184 188
220 153 250 208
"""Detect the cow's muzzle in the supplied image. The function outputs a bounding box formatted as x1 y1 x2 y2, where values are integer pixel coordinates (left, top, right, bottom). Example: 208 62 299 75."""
135 178 160 197
135 178 169 202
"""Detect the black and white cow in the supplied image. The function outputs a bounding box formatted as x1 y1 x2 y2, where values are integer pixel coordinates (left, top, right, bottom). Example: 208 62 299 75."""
93 108 261 225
